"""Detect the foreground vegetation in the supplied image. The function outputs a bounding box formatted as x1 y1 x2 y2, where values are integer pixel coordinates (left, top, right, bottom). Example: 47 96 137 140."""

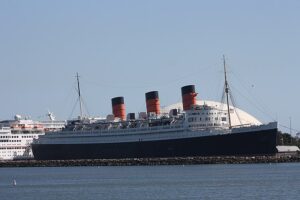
278 131 300 147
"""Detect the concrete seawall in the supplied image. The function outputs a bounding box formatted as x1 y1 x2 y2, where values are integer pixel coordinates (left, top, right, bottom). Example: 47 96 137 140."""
1 155 300 167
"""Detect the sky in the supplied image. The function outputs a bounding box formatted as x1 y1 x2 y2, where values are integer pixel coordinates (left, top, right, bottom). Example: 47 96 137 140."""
0 0 299 134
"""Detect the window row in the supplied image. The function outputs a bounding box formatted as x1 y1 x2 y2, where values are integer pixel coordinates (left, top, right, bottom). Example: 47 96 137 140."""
188 117 226 122
0 147 26 150
21 135 36 138
0 135 19 138
191 112 222 116
0 140 21 143
189 123 221 127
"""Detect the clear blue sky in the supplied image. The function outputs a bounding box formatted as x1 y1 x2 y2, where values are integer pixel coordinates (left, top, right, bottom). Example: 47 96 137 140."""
0 0 299 134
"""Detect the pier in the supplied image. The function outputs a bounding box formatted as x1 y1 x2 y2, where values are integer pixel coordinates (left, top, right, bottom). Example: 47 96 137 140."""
1 154 300 167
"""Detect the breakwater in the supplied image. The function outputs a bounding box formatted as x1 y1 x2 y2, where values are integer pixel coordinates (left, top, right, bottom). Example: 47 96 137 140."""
1 154 300 167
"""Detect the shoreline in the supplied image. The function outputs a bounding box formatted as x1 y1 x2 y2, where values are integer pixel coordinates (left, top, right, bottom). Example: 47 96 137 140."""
1 154 300 167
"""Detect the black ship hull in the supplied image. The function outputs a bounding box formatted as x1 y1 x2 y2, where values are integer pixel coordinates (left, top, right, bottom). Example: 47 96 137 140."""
32 128 278 160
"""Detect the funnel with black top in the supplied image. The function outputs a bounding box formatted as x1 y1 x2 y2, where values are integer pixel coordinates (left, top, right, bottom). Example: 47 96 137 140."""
181 85 197 110
145 91 160 115
111 96 126 120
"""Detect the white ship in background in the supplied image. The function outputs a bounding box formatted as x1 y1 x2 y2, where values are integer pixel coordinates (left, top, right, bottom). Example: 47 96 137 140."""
0 114 66 160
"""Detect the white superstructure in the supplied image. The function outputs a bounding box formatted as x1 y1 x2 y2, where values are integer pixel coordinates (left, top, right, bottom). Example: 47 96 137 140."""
34 103 276 145
162 100 262 126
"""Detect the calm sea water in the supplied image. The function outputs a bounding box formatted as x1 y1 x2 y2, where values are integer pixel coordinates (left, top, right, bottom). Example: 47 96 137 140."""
0 163 299 200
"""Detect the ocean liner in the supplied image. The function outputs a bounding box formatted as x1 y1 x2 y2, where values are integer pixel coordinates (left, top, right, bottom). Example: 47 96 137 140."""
32 60 278 160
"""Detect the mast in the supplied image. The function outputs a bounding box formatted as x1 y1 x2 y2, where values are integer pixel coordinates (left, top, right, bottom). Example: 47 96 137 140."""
223 55 232 129
76 72 83 119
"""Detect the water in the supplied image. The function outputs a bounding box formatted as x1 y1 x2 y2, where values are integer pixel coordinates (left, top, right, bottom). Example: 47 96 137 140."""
0 163 299 200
